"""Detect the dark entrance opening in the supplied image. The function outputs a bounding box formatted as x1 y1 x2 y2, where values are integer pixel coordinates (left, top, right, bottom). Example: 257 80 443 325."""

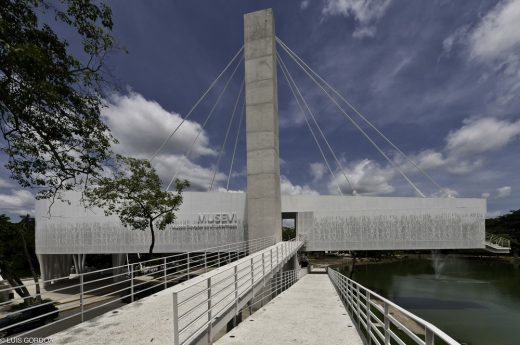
281 212 297 240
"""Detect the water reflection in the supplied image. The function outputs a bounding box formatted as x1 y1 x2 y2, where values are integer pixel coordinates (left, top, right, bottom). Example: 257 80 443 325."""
340 257 520 345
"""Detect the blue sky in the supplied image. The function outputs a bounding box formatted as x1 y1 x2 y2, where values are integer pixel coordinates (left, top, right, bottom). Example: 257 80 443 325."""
1 0 519 219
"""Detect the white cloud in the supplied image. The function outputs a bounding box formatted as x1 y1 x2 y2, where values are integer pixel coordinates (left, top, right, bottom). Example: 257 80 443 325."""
322 0 392 38
468 0 520 60
102 92 229 191
431 188 458 198
310 162 327 182
103 92 215 159
152 154 226 191
329 159 395 195
496 186 512 198
445 117 520 157
0 189 35 216
280 175 319 195
481 192 490 199
301 0 310 10
0 178 12 188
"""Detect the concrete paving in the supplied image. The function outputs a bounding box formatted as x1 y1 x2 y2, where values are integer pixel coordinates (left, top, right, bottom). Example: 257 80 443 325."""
215 274 363 345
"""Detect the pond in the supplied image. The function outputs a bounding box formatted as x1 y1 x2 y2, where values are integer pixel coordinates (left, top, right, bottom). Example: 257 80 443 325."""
339 256 520 345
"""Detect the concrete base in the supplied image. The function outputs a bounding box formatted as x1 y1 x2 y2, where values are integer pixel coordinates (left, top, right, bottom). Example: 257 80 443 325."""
215 274 363 345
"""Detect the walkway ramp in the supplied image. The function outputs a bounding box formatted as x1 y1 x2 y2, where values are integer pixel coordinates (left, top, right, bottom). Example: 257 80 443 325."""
47 239 303 345
484 234 510 254
215 274 363 345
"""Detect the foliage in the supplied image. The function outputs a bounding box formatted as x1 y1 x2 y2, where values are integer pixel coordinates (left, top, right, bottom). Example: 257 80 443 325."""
86 155 189 255
0 214 42 304
282 226 295 241
0 0 117 200
486 209 520 255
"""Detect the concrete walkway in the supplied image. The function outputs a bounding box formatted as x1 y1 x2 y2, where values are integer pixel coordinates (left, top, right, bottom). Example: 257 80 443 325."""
215 274 363 345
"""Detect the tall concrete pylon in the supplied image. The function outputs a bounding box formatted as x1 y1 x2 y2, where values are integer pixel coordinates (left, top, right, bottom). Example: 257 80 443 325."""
244 9 282 244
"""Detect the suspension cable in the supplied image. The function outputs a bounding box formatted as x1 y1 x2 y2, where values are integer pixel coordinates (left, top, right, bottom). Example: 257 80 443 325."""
278 54 355 195
226 100 245 191
277 37 443 193
166 55 244 191
208 79 245 191
150 45 244 162
278 56 344 196
276 40 425 197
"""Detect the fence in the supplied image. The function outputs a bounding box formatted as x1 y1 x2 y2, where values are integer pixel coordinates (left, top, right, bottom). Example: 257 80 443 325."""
328 268 460 345
172 237 305 345
0 236 276 338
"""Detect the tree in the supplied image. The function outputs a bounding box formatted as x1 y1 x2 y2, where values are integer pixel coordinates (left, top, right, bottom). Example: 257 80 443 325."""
0 0 117 201
0 215 41 305
86 155 190 256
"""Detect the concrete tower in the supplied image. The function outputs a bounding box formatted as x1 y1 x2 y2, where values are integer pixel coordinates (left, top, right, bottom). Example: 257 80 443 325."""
244 9 282 244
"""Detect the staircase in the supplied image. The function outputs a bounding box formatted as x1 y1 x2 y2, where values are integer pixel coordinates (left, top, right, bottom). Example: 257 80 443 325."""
485 234 511 254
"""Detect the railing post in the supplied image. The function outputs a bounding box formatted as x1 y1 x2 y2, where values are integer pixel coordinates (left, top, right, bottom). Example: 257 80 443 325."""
384 302 390 345
356 285 361 327
425 328 434 345
262 252 265 278
187 252 190 278
234 265 238 325
207 277 212 343
204 252 208 272
250 257 255 291
163 257 167 289
366 290 372 344
217 251 220 267
173 292 179 345
270 248 273 272
80 273 84 322
131 264 134 303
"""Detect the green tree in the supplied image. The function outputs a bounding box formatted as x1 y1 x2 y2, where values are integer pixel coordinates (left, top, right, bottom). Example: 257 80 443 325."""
0 0 117 201
86 155 190 256
0 215 42 305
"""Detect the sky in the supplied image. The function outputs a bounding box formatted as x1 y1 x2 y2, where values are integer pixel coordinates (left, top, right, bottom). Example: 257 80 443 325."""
1 0 520 219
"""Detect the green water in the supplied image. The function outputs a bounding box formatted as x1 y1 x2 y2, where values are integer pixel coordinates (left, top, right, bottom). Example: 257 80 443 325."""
339 257 520 345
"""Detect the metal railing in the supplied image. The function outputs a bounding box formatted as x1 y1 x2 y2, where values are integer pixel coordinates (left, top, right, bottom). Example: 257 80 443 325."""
0 236 276 338
172 236 305 345
485 234 511 249
328 268 460 345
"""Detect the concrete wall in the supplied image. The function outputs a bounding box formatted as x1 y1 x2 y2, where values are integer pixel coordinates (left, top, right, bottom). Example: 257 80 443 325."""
244 9 282 244
283 195 486 251
36 192 486 254
36 191 246 254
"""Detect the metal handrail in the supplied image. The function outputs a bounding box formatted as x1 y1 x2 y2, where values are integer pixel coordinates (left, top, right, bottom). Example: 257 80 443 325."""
0 236 276 338
485 234 511 248
172 236 305 345
328 268 460 345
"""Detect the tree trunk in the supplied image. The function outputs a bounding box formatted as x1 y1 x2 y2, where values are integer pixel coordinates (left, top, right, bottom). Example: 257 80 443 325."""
349 251 357 279
148 219 155 259
17 220 42 304
0 262 34 304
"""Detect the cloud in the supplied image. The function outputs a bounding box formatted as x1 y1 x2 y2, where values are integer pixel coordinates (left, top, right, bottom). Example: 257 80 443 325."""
102 92 228 191
322 0 392 38
431 188 458 198
301 0 310 10
481 192 490 199
329 159 395 195
445 117 520 157
310 162 327 182
0 178 12 188
103 92 216 159
399 117 518 177
468 0 520 60
280 175 319 195
496 186 512 198
0 189 35 216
